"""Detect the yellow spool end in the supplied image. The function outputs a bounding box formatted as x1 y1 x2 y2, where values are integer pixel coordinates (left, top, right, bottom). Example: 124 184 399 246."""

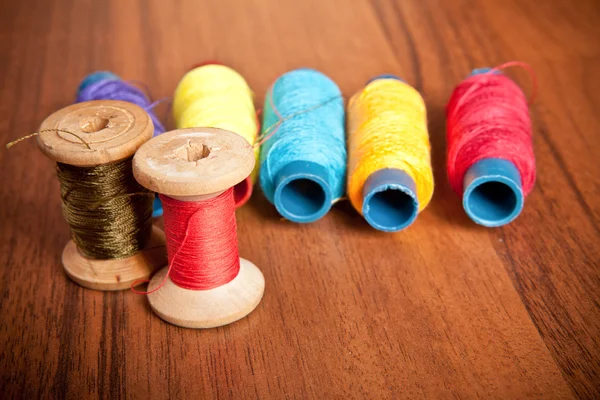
173 64 259 205
347 78 434 230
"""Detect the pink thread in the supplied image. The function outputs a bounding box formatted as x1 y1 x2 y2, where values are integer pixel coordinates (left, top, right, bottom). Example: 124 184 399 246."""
446 63 536 195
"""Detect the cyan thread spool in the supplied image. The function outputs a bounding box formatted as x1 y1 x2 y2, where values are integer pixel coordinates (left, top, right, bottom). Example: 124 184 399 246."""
76 71 165 218
259 68 346 223
461 68 524 227
359 75 419 232
78 71 119 93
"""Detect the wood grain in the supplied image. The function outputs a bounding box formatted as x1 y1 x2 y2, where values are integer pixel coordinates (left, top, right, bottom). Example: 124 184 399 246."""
0 0 598 398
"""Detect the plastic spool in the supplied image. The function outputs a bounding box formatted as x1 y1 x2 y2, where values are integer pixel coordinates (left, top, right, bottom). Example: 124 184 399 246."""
172 63 259 207
347 75 434 232
260 68 346 223
461 68 524 227
363 75 418 231
273 160 333 223
38 100 167 290
362 167 419 232
133 127 265 328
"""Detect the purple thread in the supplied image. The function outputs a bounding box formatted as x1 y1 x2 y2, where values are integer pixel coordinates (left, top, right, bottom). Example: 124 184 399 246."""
76 79 166 136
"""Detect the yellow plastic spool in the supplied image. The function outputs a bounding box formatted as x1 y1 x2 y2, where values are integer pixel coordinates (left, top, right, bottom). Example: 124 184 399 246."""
347 77 434 231
173 64 259 205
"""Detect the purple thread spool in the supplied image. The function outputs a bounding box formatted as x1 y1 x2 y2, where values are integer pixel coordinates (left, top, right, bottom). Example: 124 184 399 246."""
76 72 166 136
77 72 166 217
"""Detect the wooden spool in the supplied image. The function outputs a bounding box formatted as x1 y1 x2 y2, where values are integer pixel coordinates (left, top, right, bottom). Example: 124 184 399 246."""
132 127 265 329
38 100 167 291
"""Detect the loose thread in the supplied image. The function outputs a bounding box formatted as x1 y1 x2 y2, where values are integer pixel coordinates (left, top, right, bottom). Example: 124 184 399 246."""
6 129 91 149
450 61 537 118
131 189 240 294
253 92 343 147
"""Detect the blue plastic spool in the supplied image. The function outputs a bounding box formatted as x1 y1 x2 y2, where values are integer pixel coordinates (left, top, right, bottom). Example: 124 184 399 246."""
78 71 164 218
360 75 419 232
461 68 524 227
273 161 333 223
262 68 345 224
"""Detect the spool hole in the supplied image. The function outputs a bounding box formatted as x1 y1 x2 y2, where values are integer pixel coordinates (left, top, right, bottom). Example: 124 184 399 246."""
365 188 417 230
80 116 110 133
466 181 518 223
175 142 211 162
279 178 327 218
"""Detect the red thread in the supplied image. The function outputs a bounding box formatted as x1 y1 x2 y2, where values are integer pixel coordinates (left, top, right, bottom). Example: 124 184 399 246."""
233 177 253 207
132 188 240 293
232 109 262 208
446 63 536 196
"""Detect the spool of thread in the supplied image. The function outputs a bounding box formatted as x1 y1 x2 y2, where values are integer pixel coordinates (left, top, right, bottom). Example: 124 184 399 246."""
347 76 434 232
78 71 119 93
259 68 346 223
172 64 259 207
132 127 265 329
76 71 167 218
446 65 535 227
37 100 167 290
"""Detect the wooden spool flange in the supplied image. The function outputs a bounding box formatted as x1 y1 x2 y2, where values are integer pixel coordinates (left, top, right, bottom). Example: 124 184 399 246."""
38 100 167 291
133 127 265 328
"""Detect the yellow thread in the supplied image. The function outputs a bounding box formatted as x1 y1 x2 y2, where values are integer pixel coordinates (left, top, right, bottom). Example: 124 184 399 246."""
173 64 259 182
347 79 434 213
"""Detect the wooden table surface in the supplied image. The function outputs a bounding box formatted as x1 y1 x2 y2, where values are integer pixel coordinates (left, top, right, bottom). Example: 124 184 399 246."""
1 0 599 398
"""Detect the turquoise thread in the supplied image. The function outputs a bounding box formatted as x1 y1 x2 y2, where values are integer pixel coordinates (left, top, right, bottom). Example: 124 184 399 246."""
259 69 346 221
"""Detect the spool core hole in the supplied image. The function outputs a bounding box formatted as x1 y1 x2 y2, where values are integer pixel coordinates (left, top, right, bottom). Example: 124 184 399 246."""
366 188 417 229
80 116 110 133
175 142 211 162
467 181 518 222
280 178 326 218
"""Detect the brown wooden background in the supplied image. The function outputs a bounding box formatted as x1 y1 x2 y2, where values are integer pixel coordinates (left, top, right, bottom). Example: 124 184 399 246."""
1 0 599 398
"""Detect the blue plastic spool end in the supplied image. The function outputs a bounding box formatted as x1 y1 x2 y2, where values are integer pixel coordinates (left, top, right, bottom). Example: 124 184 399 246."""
462 158 524 227
78 71 120 93
273 161 333 223
152 195 163 218
362 168 419 232
461 68 523 227
470 67 494 76
367 74 404 84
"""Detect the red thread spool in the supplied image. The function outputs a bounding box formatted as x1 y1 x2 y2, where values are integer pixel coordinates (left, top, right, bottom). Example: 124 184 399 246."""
132 127 265 329
446 63 536 226
160 190 239 290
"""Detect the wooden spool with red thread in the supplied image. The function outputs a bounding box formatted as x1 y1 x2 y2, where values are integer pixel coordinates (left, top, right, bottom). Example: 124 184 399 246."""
133 127 265 329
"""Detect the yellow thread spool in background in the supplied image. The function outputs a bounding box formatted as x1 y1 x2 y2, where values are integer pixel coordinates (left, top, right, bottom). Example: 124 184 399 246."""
173 64 259 205
347 78 434 231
